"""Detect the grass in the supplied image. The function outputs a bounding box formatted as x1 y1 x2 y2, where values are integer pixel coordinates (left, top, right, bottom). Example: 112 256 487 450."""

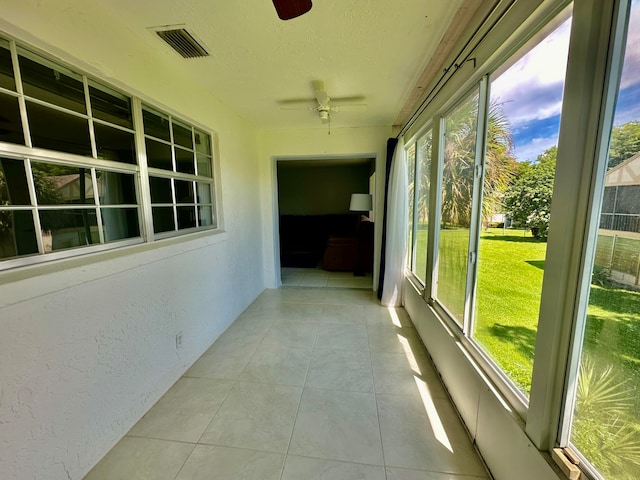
416 227 545 392
414 227 640 396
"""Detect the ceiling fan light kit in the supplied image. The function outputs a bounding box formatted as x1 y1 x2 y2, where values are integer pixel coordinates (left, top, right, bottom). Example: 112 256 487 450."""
272 0 313 20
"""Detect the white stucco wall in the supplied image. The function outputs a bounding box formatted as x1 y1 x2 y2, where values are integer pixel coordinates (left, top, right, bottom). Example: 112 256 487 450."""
0 4 266 480
259 126 393 289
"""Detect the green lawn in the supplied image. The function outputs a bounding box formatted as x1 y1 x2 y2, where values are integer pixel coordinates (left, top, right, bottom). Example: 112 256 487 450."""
415 227 640 397
414 227 546 392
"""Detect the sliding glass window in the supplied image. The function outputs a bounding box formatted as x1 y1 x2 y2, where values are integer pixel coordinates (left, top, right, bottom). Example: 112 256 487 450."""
406 142 416 271
472 12 572 396
412 130 432 285
435 89 480 324
565 1 640 477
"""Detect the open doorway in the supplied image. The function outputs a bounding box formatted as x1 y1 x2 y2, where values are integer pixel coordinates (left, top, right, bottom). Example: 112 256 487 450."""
276 156 375 289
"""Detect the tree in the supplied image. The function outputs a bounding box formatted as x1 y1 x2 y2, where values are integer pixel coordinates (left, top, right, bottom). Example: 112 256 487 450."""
609 121 640 169
504 146 557 240
440 96 517 228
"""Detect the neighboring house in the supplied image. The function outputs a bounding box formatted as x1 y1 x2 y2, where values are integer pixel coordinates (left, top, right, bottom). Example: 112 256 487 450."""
596 152 640 287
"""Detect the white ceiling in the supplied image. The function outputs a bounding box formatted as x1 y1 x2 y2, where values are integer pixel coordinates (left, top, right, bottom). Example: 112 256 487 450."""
85 0 464 130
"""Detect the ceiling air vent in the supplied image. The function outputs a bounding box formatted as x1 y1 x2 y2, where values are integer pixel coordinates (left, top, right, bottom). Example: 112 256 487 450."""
155 28 209 59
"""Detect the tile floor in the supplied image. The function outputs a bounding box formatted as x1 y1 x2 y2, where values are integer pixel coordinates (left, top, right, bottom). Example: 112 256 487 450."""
84 287 490 480
281 267 373 289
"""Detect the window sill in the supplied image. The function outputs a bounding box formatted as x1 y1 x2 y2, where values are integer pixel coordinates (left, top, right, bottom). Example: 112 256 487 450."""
0 228 228 306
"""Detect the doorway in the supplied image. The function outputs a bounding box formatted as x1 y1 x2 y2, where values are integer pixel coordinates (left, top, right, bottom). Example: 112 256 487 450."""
275 156 375 289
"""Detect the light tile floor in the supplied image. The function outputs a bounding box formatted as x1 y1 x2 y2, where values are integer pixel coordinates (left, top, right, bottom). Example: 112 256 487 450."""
84 287 490 480
281 267 374 289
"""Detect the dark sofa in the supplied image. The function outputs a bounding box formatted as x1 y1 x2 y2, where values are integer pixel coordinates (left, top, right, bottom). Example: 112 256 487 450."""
279 214 360 268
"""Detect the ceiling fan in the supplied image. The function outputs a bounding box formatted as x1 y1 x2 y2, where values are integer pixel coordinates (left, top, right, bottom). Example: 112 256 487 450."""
278 80 366 124
272 0 313 20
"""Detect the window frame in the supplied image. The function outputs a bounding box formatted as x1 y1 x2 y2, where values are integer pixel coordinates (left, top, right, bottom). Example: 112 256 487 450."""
403 0 577 423
0 34 220 271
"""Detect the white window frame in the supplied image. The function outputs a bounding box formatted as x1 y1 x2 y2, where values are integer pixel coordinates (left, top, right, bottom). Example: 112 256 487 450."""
0 33 220 272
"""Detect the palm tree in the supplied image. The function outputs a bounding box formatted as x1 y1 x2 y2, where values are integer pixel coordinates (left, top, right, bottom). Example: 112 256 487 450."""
440 94 516 228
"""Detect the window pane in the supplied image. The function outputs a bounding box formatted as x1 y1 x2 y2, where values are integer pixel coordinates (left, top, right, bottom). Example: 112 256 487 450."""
174 179 194 203
194 129 211 155
26 101 92 156
94 122 136 164
101 207 139 242
172 119 193 149
0 93 25 145
413 131 432 284
1 158 30 205
196 182 212 204
570 2 640 477
177 205 196 229
18 49 86 114
436 91 479 323
0 210 38 258
175 146 195 174
196 153 212 177
152 206 174 233
32 163 94 205
96 171 136 205
198 205 213 227
473 14 571 395
39 208 99 252
145 138 172 171
406 143 416 270
88 81 133 129
142 105 170 141
0 39 16 91
149 176 172 204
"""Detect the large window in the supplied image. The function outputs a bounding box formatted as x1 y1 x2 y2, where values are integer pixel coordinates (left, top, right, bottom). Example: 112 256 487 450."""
0 35 218 269
472 14 572 396
435 89 480 324
143 105 215 235
566 1 640 477
405 5 572 402
406 130 432 285
406 142 416 270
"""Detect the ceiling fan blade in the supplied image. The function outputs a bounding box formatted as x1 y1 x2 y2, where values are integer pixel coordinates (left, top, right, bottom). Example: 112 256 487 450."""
277 97 316 105
272 0 313 20
330 95 366 103
330 104 368 112
279 106 316 111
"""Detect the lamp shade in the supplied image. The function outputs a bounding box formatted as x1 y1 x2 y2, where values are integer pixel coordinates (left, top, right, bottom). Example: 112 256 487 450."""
349 193 373 211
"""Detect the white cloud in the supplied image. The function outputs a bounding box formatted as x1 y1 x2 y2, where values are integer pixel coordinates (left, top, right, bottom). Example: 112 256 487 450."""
514 134 559 162
490 18 572 127
619 1 640 90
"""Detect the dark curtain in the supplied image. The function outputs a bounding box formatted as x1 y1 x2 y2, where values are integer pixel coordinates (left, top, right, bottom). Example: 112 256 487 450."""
377 137 399 299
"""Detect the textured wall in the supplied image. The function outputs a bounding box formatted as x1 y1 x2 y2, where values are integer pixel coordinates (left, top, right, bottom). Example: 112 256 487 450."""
277 163 371 215
0 4 265 480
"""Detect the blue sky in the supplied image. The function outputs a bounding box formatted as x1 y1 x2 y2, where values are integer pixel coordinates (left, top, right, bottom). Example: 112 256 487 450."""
489 1 640 162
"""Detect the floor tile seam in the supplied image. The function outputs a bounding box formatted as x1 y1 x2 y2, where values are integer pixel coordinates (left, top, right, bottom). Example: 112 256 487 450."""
232 378 307 389
170 441 199 480
383 464 488 478
282 325 316 461
300 384 380 400
193 378 239 445
301 382 375 394
124 433 199 446
194 438 290 456
372 391 389 480
283 452 387 470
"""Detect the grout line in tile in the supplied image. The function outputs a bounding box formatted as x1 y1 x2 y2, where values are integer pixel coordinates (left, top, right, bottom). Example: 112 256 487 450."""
170 442 199 480
281 308 319 466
